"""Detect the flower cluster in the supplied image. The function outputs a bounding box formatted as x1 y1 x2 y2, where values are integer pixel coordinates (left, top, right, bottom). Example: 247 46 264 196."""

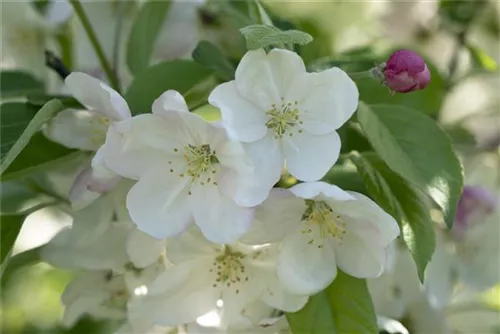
43 48 400 332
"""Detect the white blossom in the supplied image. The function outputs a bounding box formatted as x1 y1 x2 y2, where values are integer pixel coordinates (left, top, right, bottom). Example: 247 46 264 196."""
209 48 358 189
127 229 308 328
243 181 400 295
98 90 269 243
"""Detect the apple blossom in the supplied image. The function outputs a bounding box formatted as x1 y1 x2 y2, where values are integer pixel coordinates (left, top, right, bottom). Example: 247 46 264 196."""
127 229 308 328
381 49 431 93
97 90 269 243
209 48 358 188
242 181 400 295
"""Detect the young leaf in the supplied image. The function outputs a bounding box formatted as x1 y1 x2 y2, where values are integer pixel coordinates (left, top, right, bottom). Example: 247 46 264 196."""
0 71 44 98
467 43 498 72
350 152 436 281
240 24 312 50
126 0 172 75
1 100 65 175
192 41 235 80
1 214 26 264
357 103 463 228
287 271 378 334
125 60 214 114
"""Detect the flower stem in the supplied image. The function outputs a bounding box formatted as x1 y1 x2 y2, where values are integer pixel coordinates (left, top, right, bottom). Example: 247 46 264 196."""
347 70 374 80
69 0 120 92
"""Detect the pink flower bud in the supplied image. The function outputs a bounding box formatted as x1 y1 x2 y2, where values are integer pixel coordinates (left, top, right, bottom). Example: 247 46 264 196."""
454 186 496 239
382 50 431 93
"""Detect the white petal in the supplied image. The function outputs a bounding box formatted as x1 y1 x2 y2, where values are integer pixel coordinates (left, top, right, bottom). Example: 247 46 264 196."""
190 184 254 244
335 192 400 246
235 49 280 110
221 266 263 320
300 68 358 134
101 116 180 180
129 261 218 327
126 168 193 239
283 131 341 181
335 233 386 278
152 90 189 115
127 228 166 268
277 229 338 295
260 268 309 312
208 81 268 142
290 181 356 201
243 133 283 190
68 165 103 209
44 109 105 150
241 188 304 245
267 48 307 101
166 227 217 264
65 72 131 120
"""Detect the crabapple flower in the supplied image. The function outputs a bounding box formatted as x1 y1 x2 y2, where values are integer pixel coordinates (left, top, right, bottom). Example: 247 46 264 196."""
44 72 131 203
98 90 269 243
127 229 308 328
242 181 400 295
381 49 431 93
209 48 358 188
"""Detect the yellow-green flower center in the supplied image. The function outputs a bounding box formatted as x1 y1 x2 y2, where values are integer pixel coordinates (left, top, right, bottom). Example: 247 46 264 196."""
302 200 347 247
265 99 303 139
210 246 249 292
169 144 219 186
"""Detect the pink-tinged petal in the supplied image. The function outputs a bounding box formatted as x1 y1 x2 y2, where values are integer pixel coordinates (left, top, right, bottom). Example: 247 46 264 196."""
277 229 338 295
152 90 189 116
290 181 356 201
190 183 254 244
209 81 268 143
300 68 358 134
126 168 192 239
283 131 341 181
65 72 130 120
235 49 280 110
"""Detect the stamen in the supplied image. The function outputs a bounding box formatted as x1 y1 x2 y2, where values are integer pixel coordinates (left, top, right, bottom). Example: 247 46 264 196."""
265 99 301 139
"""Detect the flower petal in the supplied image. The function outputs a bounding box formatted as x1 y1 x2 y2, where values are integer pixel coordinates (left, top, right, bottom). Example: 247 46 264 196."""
209 81 268 143
152 89 189 115
335 232 386 278
235 49 280 110
190 184 254 244
335 191 400 245
166 227 217 264
65 72 131 120
277 229 338 295
260 268 309 312
44 109 105 150
289 181 356 201
267 48 307 101
127 228 166 268
126 167 192 239
241 188 304 245
300 67 358 134
283 131 341 181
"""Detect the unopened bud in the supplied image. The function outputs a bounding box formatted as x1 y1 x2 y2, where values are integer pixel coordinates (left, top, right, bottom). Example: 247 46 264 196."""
375 50 431 93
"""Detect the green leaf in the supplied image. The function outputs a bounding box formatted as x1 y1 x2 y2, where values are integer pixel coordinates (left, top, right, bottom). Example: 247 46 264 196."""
240 24 312 50
286 293 335 334
357 103 463 228
1 100 65 175
1 214 26 264
467 44 498 72
126 0 172 75
125 60 214 114
0 71 44 98
350 152 436 281
192 41 235 80
287 271 378 334
1 133 79 181
1 181 56 215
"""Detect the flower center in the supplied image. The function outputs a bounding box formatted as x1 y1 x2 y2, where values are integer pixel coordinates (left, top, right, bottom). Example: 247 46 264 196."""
90 115 111 145
265 98 303 139
210 246 249 291
170 144 219 186
301 200 347 247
